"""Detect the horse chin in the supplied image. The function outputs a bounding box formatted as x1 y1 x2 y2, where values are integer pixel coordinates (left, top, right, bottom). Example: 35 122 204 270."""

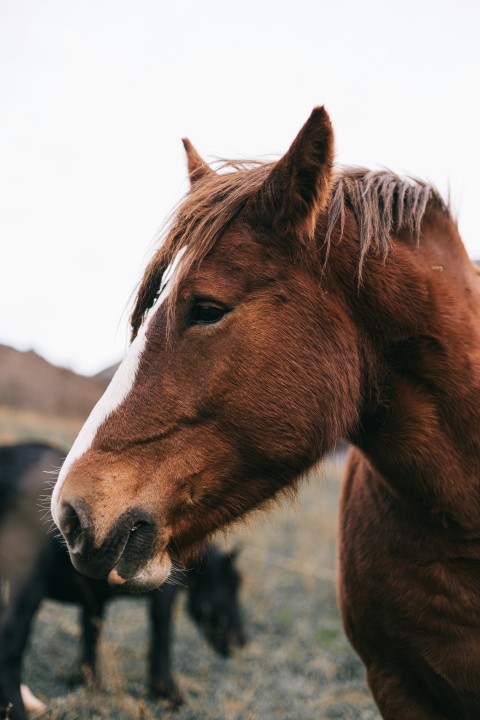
108 549 173 593
167 531 213 566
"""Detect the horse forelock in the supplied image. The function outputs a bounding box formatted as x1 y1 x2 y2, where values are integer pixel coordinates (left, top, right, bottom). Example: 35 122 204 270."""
130 163 272 337
130 162 450 336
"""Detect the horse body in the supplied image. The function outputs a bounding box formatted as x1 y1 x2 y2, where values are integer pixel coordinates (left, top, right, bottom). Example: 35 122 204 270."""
50 107 480 717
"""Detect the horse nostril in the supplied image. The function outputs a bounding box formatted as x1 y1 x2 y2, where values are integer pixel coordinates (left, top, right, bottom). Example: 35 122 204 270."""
114 518 157 580
58 501 89 552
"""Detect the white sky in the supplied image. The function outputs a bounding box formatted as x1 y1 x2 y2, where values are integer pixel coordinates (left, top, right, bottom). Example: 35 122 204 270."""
1 0 479 376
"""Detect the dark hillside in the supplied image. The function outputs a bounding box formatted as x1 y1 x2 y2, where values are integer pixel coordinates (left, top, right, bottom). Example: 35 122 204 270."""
0 344 108 419
0 344 116 448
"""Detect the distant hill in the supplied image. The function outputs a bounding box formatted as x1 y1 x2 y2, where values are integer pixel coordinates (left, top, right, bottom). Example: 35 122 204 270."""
0 344 118 449
0 344 110 419
93 362 119 385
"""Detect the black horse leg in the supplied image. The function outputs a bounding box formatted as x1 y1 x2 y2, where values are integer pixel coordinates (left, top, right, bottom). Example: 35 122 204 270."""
80 598 105 685
148 585 183 705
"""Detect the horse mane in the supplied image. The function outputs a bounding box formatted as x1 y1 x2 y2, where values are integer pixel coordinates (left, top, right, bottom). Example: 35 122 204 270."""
130 162 450 337
327 167 449 275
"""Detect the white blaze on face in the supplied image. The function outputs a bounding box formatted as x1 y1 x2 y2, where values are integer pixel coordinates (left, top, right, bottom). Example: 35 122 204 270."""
51 247 187 525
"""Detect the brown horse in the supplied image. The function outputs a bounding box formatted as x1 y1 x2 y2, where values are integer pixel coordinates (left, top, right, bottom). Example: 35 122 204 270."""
51 107 480 719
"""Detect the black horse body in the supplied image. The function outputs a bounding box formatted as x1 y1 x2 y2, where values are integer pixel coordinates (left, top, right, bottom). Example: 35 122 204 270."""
0 443 245 720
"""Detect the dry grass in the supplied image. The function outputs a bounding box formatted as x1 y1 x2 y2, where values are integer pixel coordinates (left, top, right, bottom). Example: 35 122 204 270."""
22 456 380 720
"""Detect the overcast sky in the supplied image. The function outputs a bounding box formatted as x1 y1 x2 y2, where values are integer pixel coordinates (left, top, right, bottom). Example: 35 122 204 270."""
1 0 479 375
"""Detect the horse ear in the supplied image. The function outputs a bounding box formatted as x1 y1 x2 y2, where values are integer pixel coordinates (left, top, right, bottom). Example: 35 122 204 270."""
182 138 214 185
256 106 334 244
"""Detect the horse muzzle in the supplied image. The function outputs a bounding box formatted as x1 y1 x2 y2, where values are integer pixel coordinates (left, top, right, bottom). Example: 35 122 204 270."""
57 499 167 587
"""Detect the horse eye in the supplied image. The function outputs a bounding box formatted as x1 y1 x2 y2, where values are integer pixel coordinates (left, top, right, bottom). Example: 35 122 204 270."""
188 303 228 326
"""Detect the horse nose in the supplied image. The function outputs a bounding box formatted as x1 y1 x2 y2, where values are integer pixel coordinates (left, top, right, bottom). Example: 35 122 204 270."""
57 500 157 582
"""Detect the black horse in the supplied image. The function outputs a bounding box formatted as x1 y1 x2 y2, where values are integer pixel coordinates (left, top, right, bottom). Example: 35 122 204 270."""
0 443 245 720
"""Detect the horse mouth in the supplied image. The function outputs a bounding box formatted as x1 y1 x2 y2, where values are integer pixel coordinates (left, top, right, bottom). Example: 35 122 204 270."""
111 522 174 591
107 547 173 592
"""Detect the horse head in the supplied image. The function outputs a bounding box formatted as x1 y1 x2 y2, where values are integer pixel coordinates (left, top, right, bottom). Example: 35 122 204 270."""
51 107 362 589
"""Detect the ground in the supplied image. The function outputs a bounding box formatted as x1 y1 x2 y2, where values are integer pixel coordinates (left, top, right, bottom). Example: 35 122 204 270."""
22 456 381 720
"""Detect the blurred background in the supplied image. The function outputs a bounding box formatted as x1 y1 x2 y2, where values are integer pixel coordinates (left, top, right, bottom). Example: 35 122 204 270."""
1 2 479 718
1 0 479 378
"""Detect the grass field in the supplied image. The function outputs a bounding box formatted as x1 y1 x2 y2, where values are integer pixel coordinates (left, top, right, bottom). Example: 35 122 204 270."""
20 455 380 720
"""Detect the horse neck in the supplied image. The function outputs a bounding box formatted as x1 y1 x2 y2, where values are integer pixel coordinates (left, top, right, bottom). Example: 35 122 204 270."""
338 208 480 527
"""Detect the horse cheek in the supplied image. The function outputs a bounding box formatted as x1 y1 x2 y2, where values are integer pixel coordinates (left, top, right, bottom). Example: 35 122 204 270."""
214 300 360 470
